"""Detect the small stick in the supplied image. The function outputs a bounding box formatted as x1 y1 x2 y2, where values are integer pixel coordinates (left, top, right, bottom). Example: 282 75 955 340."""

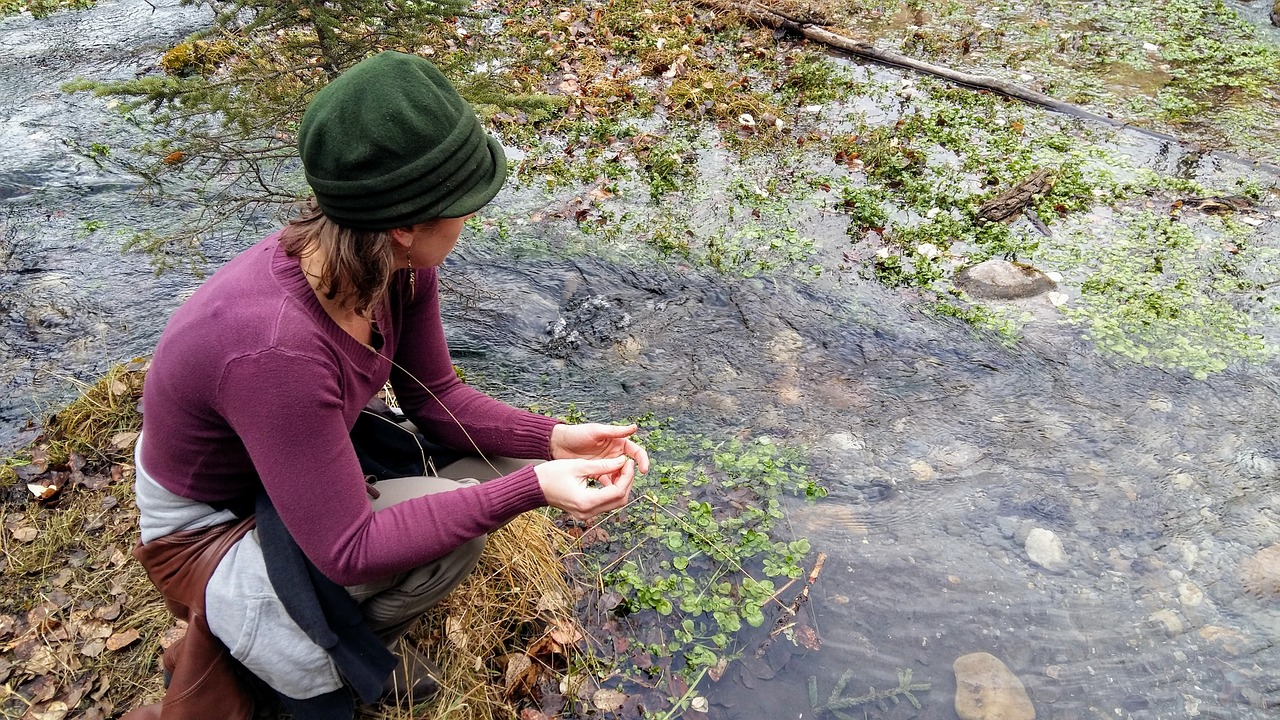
756 552 826 657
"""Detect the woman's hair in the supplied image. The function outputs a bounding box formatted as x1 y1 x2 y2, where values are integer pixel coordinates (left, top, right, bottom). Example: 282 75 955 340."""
279 202 403 315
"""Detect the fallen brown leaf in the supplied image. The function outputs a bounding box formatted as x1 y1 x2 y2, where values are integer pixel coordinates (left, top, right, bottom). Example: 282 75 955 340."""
80 474 112 491
10 525 38 543
92 603 122 622
707 656 729 681
23 648 58 681
592 688 627 712
0 613 16 640
27 603 61 633
160 624 186 649
77 618 114 640
108 431 139 452
549 620 584 646
503 653 538 699
22 699 69 720
27 480 60 501
793 624 822 651
105 628 140 652
80 638 106 658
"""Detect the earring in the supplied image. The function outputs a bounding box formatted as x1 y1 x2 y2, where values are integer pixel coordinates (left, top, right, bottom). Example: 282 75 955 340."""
407 252 416 301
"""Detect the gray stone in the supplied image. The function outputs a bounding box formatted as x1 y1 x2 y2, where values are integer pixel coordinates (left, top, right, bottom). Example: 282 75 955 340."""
1025 528 1069 573
955 259 1056 300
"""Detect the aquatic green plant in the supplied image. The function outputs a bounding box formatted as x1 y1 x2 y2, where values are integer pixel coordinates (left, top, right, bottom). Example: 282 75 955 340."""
808 668 931 718
582 416 826 680
1057 211 1274 378
1 0 92 18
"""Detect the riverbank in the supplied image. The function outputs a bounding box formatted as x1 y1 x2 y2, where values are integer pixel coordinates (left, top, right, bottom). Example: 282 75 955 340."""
0 363 579 720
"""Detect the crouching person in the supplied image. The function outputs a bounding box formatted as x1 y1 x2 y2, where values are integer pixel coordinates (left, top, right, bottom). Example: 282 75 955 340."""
123 51 649 720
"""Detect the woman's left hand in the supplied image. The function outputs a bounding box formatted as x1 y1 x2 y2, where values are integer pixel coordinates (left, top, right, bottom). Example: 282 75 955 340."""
550 423 650 475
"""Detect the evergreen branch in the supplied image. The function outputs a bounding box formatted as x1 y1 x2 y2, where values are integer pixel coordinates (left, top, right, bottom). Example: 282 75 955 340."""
809 668 930 717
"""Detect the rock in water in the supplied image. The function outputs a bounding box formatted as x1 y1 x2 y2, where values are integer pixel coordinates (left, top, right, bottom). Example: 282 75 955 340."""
1025 528 1069 573
953 652 1036 720
955 259 1056 300
1240 544 1280 599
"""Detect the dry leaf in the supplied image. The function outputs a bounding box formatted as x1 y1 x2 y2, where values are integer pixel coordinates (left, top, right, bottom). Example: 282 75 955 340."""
78 619 114 640
10 525 38 543
520 710 552 720
549 620 584 646
707 656 729 681
793 624 822 651
503 653 538 699
61 672 97 709
27 482 60 501
93 603 123 622
80 639 106 658
160 624 186 649
592 688 627 712
24 700 70 720
526 635 561 660
104 546 128 568
80 474 112 491
27 603 60 632
15 447 49 481
445 616 468 649
690 696 709 712
108 431 139 452
535 591 570 615
26 646 59 675
105 629 140 652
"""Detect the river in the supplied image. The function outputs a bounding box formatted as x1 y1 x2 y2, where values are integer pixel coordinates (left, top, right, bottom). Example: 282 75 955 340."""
3 0 1280 718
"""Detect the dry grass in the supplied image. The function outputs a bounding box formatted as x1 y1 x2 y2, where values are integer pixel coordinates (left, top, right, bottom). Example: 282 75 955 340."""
1 363 578 720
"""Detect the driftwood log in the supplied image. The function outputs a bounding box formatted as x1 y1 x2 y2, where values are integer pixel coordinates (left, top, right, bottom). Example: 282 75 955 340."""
697 0 1280 173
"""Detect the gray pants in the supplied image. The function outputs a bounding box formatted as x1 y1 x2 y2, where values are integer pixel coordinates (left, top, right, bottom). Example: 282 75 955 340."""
135 444 532 700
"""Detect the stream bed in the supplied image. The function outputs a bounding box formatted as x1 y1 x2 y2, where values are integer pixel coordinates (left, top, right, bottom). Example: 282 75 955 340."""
4 0 1280 719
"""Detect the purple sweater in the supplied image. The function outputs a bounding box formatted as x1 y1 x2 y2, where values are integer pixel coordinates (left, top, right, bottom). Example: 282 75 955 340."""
140 233 560 585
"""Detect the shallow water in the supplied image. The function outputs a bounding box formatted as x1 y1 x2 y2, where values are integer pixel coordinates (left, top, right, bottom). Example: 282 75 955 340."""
0 0 230 445
452 234 1280 718
4 0 1280 718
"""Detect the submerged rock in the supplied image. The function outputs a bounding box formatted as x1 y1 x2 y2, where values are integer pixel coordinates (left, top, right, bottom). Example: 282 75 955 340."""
1025 528 1069 573
1240 544 1280 599
953 652 1036 720
955 259 1056 300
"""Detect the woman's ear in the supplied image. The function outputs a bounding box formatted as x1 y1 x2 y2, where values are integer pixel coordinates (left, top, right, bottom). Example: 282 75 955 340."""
388 226 415 248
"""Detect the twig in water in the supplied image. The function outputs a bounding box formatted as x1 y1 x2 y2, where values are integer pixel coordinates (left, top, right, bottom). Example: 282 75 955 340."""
756 551 826 657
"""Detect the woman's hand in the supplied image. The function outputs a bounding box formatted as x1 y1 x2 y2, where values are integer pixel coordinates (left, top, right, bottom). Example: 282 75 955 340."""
535 456 636 521
550 423 651 475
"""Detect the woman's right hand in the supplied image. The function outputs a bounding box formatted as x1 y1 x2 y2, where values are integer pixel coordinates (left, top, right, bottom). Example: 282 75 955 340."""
535 455 636 521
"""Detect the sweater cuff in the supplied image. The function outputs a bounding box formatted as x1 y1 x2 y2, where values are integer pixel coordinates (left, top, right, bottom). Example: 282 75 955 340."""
506 412 563 460
483 464 548 522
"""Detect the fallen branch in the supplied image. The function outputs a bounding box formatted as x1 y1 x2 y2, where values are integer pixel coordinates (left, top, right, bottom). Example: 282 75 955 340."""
697 0 1280 173
756 551 826 657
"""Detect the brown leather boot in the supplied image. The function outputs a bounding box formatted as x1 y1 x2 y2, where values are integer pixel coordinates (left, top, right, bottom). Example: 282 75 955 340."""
383 642 441 706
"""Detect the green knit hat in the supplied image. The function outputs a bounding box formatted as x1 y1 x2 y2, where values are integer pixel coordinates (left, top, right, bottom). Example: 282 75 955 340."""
297 51 507 230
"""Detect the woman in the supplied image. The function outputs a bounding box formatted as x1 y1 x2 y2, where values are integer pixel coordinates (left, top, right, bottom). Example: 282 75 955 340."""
126 51 648 720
